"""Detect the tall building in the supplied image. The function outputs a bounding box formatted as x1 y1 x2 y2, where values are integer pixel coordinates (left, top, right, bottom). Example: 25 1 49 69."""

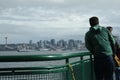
29 40 32 45
68 39 75 49
5 37 8 47
51 39 56 46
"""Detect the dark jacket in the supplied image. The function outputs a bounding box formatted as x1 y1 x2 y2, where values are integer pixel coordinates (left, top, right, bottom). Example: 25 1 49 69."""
85 25 115 56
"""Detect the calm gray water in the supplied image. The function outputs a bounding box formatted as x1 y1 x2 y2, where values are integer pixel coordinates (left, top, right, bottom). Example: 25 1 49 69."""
0 50 84 68
0 50 81 56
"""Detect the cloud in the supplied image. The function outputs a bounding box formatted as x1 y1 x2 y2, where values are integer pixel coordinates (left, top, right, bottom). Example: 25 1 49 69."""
0 0 119 10
0 0 120 43
0 6 89 27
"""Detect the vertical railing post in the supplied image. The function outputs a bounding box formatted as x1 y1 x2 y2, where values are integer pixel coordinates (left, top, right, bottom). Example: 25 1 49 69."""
90 54 94 80
81 56 84 80
66 58 69 80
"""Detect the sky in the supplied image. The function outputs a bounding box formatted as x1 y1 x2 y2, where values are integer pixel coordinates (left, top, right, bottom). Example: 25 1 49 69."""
0 0 120 44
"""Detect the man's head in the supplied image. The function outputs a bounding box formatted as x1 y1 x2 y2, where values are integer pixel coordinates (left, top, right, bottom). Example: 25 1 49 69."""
107 26 113 32
89 16 99 27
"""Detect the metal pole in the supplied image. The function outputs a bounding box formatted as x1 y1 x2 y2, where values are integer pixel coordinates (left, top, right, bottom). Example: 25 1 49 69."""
66 58 69 80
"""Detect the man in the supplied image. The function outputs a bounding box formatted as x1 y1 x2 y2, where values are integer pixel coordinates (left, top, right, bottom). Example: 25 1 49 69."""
107 26 120 80
106 26 113 32
85 16 115 80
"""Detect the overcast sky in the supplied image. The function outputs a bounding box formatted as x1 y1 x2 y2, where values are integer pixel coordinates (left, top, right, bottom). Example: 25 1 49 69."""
0 0 120 44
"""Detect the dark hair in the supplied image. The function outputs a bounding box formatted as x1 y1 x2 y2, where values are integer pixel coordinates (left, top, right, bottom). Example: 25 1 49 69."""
89 16 99 27
106 26 112 30
106 26 113 32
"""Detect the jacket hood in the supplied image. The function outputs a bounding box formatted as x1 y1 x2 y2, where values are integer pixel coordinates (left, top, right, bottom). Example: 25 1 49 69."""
89 25 102 33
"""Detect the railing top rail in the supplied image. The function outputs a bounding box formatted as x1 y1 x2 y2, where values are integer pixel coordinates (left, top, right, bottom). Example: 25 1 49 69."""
0 51 91 62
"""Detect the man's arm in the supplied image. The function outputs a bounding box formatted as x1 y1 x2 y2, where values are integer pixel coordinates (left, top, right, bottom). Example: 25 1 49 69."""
85 32 93 53
108 30 115 53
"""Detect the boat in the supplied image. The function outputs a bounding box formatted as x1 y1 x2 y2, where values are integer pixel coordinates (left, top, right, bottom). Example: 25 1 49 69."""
17 48 34 52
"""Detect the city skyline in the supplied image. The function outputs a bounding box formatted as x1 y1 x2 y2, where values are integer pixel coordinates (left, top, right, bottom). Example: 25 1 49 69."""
0 0 120 44
0 37 83 44
0 38 85 51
